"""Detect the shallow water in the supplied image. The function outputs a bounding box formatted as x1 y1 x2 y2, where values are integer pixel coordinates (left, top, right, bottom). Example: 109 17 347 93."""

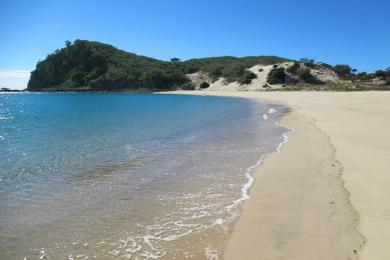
0 93 288 259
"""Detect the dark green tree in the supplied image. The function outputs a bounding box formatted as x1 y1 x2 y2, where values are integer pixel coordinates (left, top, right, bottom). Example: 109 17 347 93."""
267 67 286 84
286 62 300 74
238 71 257 85
334 65 352 79
297 67 315 83
199 82 210 89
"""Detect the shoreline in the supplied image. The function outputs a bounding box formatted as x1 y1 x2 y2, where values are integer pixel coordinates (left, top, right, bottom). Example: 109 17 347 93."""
224 105 293 215
224 103 363 259
162 90 390 259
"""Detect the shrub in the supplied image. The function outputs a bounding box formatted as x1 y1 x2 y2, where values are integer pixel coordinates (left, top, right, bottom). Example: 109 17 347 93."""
374 70 386 79
297 67 314 83
180 84 195 90
334 64 352 79
199 81 210 89
238 71 257 85
286 62 300 74
222 64 246 82
70 70 87 85
319 62 333 69
386 68 390 84
357 72 370 81
300 58 315 68
209 66 224 78
267 67 286 84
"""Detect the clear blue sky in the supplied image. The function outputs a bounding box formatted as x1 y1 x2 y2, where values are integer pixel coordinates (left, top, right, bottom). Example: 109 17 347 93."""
0 0 389 74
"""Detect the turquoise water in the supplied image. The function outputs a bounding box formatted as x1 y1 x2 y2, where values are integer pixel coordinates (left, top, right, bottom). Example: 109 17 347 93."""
0 93 288 259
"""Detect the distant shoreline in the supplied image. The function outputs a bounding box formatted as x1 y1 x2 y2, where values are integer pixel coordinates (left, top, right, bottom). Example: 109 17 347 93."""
1 89 154 94
6 86 390 94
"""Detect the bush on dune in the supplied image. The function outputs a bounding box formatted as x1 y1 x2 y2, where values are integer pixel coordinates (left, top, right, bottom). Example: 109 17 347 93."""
238 71 257 85
334 64 352 79
267 67 286 84
286 62 300 74
199 82 210 89
297 67 315 83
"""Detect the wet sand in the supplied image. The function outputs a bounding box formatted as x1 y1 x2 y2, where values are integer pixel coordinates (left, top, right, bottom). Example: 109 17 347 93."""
165 91 390 260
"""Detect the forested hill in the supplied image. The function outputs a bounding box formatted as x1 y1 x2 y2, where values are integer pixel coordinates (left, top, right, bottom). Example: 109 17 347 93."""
27 40 290 91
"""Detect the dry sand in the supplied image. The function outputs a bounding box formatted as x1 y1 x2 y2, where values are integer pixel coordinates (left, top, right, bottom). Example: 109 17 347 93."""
162 90 390 260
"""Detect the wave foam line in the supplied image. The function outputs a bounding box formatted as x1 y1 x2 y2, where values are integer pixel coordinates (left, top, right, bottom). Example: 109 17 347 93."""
225 114 294 214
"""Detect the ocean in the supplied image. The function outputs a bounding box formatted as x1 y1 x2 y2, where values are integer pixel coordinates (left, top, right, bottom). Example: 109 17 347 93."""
0 92 288 259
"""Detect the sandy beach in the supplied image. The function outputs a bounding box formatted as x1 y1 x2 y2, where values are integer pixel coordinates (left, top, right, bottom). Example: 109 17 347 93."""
166 90 390 260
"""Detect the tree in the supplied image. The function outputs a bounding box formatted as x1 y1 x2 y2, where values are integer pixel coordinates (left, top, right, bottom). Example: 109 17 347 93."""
374 70 386 79
209 65 224 78
238 71 257 85
357 72 370 80
267 67 286 84
334 64 352 79
300 58 315 63
27 39 290 91
222 64 246 82
286 62 300 74
385 68 390 84
300 58 310 63
200 82 210 89
297 67 314 83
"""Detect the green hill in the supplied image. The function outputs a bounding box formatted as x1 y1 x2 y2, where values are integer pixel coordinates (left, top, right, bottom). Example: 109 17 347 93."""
27 40 290 91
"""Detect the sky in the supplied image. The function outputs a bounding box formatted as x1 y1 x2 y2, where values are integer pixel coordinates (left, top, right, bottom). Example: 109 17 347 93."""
0 0 389 89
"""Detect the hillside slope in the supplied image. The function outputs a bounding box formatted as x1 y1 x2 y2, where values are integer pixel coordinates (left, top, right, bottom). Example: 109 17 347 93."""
28 40 389 91
27 40 290 91
190 61 390 91
28 40 190 91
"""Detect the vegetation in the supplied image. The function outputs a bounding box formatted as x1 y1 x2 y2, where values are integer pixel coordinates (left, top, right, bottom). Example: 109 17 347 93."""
28 40 291 91
334 64 352 79
386 68 390 84
267 67 286 84
27 40 389 92
297 67 317 83
318 62 334 69
300 58 316 68
28 40 189 91
1 87 21 92
286 62 300 74
356 72 370 81
268 82 390 92
199 82 210 89
238 71 257 85
371 68 390 84
183 56 290 83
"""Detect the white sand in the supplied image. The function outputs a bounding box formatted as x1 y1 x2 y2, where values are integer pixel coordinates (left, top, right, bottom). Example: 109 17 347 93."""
162 90 390 260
